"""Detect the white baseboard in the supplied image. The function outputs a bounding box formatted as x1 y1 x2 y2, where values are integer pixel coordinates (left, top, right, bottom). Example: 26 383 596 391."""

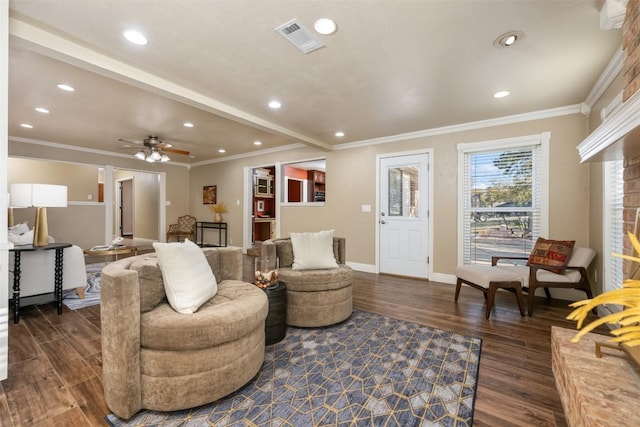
347 262 376 273
429 272 457 285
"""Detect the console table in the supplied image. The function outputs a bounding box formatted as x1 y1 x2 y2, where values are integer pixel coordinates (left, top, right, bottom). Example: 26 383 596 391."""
195 221 228 247
9 242 72 323
551 326 640 426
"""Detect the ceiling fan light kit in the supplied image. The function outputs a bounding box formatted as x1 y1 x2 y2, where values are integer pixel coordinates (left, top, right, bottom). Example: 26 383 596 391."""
117 135 190 163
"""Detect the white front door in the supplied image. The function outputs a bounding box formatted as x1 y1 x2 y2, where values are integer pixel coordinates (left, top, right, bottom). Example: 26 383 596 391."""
378 153 429 278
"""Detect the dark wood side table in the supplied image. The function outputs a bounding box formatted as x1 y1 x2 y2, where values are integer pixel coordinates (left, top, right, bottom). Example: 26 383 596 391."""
9 242 72 323
263 282 287 345
195 221 228 247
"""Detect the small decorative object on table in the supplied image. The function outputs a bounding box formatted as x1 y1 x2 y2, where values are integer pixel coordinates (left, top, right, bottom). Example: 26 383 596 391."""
209 201 227 223
255 257 279 289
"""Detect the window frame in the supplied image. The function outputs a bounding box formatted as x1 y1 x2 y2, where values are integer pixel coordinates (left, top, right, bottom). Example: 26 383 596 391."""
457 132 550 266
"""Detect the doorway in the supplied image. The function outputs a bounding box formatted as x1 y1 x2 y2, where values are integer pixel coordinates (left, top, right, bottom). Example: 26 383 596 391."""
117 178 134 238
377 152 430 278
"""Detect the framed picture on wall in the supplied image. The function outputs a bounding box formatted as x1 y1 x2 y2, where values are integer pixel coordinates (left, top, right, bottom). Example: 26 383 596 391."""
257 200 265 212
203 185 217 204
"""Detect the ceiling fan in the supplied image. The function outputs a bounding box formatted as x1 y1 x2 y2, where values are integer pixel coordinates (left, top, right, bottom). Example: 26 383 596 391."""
117 135 190 162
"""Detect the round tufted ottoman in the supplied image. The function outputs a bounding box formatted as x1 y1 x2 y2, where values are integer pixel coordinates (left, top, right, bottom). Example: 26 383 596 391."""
279 266 353 327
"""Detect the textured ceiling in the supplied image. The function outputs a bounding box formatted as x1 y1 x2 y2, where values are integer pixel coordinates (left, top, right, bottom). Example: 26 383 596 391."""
7 0 622 164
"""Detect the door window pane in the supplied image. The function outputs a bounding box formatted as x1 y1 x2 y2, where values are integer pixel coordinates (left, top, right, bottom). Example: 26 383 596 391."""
388 166 419 218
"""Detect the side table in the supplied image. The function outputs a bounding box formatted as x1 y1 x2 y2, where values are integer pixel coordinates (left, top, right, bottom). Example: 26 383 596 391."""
263 282 287 345
9 242 72 323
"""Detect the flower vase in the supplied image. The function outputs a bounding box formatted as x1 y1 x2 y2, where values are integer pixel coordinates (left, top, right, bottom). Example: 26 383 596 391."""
214 212 222 223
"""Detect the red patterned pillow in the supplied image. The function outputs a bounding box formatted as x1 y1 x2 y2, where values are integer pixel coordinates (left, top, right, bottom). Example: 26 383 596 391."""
527 238 575 274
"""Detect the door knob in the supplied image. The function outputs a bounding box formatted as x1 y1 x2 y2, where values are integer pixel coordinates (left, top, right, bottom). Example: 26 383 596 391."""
380 220 386 224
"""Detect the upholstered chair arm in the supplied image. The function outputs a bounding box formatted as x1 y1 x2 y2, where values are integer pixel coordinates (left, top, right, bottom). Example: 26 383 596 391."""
100 258 143 419
261 239 279 265
334 237 346 264
203 247 243 281
528 263 589 282
491 256 528 266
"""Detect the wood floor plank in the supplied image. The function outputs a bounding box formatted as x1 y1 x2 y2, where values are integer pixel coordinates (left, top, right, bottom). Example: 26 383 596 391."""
0 255 612 425
7 322 42 364
0 394 14 427
38 339 96 388
55 319 102 356
5 382 77 426
2 355 61 394
68 377 110 427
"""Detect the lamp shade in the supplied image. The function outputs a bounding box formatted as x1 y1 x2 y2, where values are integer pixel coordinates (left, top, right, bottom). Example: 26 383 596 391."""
9 184 68 207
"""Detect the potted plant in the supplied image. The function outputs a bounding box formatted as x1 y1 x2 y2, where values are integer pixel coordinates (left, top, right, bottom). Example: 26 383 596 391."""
209 201 227 223
568 231 640 367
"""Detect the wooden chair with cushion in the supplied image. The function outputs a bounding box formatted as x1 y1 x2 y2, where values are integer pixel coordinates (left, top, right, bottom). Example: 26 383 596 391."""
166 215 196 242
493 246 596 316
456 238 596 317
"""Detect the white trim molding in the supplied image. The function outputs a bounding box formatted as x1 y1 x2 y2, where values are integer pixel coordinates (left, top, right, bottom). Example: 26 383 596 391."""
578 87 640 162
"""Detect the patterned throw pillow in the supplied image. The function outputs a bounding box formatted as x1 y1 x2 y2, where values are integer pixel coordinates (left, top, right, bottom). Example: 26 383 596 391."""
527 238 575 274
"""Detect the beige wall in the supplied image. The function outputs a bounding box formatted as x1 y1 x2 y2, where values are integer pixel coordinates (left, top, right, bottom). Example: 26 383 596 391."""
191 113 591 277
9 139 190 247
8 157 99 201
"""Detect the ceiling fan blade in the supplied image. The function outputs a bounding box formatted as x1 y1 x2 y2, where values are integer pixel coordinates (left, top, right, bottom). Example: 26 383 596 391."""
164 147 190 156
117 137 143 145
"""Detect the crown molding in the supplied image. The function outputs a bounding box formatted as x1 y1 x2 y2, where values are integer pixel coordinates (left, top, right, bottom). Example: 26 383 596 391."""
334 104 581 150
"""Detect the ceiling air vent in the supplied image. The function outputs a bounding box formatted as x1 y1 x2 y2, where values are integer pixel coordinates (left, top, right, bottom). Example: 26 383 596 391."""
275 19 325 54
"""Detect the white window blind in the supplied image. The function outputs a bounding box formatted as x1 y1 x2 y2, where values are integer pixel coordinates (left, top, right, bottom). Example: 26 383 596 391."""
461 144 542 265
603 159 624 292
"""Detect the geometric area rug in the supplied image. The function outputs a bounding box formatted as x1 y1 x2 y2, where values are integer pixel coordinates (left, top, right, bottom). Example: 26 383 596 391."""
62 262 104 310
106 309 482 427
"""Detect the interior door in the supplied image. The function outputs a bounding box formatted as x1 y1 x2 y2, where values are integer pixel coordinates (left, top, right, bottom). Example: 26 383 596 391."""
378 153 429 278
119 179 134 237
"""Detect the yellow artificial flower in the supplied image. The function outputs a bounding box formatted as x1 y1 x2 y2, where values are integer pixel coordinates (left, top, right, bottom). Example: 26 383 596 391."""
567 231 640 347
209 202 228 213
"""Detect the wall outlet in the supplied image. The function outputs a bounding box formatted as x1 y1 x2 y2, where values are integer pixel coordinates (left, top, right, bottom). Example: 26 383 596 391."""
87 194 93 200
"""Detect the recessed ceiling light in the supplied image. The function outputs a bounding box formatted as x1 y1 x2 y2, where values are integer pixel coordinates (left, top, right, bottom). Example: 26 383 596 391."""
268 100 281 109
254 141 262 146
218 149 226 153
335 131 345 137
314 18 337 35
57 84 75 92
123 30 148 45
35 107 50 114
493 31 523 48
183 122 194 128
20 123 33 129
493 90 510 98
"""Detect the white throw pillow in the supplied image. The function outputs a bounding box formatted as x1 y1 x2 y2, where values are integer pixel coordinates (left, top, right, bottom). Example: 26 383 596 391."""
8 229 33 245
9 222 29 235
291 230 339 270
152 239 218 314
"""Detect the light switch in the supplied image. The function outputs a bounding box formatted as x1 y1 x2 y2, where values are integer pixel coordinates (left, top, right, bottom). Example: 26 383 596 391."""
362 204 371 212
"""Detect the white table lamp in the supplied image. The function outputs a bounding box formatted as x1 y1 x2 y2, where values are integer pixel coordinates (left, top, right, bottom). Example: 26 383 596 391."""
9 183 68 246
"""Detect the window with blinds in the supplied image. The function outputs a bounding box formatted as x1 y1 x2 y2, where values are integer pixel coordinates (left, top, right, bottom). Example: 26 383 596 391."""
460 142 543 265
603 159 624 292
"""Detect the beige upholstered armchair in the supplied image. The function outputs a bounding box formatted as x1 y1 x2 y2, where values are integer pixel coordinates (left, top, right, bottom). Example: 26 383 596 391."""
166 214 196 242
101 247 268 419
261 236 353 327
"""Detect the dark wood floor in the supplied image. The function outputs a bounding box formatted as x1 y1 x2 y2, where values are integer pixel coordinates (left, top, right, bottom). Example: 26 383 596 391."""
0 255 606 426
